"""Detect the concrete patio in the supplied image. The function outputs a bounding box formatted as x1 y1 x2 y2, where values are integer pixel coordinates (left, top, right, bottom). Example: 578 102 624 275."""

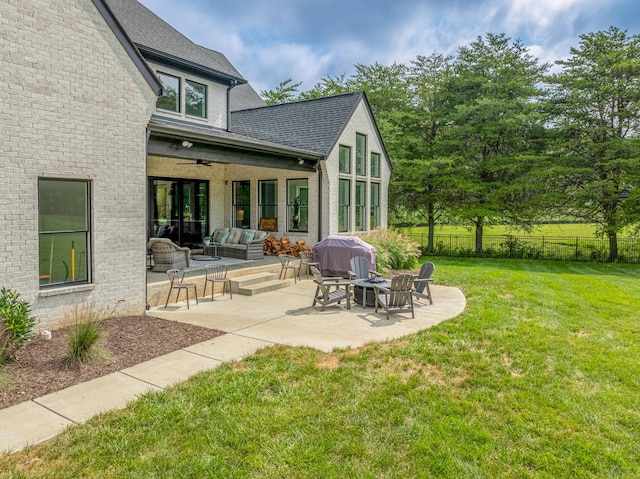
0 276 466 454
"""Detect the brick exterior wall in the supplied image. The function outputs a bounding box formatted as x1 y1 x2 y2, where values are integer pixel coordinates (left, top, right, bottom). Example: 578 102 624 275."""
321 99 390 237
0 0 157 330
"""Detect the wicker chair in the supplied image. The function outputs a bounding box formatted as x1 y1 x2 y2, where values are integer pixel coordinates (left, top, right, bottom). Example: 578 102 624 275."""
148 238 190 272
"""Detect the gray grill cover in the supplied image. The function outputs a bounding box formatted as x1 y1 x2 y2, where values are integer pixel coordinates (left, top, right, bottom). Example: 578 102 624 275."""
312 236 376 278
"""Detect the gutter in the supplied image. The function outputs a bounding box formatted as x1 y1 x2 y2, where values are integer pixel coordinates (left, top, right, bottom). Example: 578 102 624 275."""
227 80 238 132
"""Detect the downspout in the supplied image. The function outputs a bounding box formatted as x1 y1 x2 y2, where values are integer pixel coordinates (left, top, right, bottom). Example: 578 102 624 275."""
317 161 323 242
226 80 238 131
145 128 151 310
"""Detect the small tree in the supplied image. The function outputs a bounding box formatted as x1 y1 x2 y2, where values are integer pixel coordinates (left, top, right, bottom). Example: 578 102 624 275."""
0 287 36 363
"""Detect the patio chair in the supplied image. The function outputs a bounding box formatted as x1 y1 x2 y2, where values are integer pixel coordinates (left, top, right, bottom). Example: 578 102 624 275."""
413 262 434 304
203 264 232 300
348 256 382 280
373 274 416 320
164 269 198 309
310 265 352 311
299 249 319 279
279 254 302 283
148 238 190 272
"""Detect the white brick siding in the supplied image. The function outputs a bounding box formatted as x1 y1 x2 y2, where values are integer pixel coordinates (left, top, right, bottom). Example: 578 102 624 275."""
1 0 157 330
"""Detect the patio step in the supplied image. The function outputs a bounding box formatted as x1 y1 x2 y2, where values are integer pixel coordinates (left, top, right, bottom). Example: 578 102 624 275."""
230 272 293 296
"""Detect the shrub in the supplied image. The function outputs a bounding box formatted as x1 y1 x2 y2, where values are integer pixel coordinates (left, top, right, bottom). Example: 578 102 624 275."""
0 287 36 364
65 304 108 368
355 229 421 273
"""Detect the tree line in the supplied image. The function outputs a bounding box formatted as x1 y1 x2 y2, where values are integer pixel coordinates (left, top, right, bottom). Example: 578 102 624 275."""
262 27 640 261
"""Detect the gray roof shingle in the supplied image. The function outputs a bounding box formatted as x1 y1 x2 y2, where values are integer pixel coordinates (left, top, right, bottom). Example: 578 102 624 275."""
105 0 244 82
230 92 365 156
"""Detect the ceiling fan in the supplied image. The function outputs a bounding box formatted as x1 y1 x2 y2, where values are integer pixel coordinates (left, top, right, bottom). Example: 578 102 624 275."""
177 159 211 167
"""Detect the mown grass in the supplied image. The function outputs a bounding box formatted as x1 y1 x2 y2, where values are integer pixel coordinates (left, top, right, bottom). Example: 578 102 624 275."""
2 258 639 478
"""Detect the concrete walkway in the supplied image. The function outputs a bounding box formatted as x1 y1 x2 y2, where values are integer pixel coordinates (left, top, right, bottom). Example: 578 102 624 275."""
0 280 466 454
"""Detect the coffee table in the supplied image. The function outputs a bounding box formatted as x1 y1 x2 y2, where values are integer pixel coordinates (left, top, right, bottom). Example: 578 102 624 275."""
351 278 390 308
202 243 222 260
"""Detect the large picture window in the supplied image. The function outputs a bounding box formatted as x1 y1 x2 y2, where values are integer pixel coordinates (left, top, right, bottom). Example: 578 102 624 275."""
339 178 350 232
355 133 366 176
259 180 278 231
185 79 207 118
287 179 308 232
156 72 180 112
39 179 90 287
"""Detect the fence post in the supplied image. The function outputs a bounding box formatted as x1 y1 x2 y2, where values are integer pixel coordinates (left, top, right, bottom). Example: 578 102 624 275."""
575 237 579 261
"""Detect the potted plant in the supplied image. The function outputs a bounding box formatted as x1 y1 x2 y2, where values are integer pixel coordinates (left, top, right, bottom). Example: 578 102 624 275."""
203 236 211 246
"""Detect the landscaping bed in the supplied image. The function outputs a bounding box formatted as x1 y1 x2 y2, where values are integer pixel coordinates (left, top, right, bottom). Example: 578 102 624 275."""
0 315 223 410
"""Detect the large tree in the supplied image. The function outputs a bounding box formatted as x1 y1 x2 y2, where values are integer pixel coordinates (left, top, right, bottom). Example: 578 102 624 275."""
439 33 549 254
546 27 640 260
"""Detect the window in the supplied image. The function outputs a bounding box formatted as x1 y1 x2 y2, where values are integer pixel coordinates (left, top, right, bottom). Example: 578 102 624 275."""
339 179 350 232
371 152 380 178
356 133 366 176
39 179 90 287
185 79 207 118
156 72 180 112
233 181 251 229
259 180 277 231
339 145 351 173
287 179 308 232
370 182 380 229
355 181 366 231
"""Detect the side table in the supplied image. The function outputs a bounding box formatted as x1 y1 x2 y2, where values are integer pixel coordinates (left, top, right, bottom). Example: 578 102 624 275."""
203 243 222 260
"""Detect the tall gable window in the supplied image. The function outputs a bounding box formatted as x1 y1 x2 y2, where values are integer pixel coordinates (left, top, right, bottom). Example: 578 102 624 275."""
185 80 207 118
355 133 366 176
338 179 350 232
339 145 351 173
39 179 91 287
370 183 380 229
355 181 366 231
157 72 180 112
371 152 380 178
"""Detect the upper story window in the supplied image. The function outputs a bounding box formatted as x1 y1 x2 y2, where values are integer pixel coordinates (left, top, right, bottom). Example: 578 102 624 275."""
157 72 180 112
371 152 380 178
339 145 351 174
356 133 366 176
185 80 207 118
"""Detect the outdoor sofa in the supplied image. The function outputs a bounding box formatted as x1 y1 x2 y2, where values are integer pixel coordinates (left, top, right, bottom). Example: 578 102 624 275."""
210 227 268 260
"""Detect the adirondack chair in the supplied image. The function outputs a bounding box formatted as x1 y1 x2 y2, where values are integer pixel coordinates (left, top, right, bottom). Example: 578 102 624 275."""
348 256 381 280
413 262 434 304
310 265 351 311
373 274 416 320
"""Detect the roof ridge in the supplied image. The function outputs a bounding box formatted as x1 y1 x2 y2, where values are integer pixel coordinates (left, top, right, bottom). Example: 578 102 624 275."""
232 90 363 113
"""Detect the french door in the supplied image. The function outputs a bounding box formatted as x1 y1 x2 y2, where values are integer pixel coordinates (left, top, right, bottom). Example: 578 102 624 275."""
149 178 209 247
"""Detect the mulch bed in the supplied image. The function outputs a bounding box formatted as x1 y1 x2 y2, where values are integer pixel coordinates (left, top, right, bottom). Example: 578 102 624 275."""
0 315 224 410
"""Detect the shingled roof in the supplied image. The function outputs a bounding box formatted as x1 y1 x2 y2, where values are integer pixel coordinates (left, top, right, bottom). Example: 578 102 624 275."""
230 92 367 156
105 0 244 83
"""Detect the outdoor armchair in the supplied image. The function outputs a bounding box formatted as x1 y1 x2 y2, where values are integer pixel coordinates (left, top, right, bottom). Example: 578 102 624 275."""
373 274 416 320
413 262 434 304
310 265 351 311
148 238 190 272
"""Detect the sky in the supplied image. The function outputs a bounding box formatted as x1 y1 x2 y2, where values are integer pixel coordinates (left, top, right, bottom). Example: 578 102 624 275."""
138 0 640 95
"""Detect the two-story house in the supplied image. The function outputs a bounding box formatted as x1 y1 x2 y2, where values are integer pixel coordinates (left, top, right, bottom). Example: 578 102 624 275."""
0 0 391 330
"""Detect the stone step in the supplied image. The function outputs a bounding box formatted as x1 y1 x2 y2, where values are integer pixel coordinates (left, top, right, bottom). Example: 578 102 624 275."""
237 279 294 296
230 272 278 290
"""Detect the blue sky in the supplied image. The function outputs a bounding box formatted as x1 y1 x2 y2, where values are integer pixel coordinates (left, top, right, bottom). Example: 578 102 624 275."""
138 0 640 95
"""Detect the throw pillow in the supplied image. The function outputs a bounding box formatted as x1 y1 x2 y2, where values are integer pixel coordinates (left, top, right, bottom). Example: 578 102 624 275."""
241 230 256 245
216 231 229 244
227 227 243 244
213 229 228 242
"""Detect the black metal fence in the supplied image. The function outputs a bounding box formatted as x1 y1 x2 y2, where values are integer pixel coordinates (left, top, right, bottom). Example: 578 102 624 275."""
404 234 640 263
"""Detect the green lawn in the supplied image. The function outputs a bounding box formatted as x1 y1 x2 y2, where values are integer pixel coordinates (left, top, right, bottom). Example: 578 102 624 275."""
2 258 640 478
